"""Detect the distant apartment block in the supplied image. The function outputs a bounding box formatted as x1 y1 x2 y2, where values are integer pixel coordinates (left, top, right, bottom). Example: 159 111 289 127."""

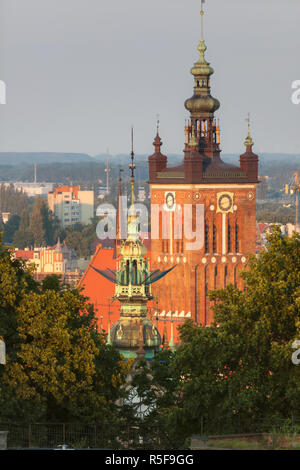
0 181 55 198
48 185 94 226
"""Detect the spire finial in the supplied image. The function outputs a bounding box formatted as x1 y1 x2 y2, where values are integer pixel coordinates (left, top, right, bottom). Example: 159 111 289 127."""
153 116 163 153
197 0 208 64
200 0 205 40
129 125 136 205
244 112 254 148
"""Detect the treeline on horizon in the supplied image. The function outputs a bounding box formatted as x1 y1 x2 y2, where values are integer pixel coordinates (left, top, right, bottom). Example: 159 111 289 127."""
0 152 298 185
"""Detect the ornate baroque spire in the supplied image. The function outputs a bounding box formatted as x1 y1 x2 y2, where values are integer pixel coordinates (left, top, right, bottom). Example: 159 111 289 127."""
184 2 220 119
184 2 221 159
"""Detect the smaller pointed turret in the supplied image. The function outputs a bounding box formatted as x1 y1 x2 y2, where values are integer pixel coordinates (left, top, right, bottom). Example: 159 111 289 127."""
54 237 62 252
148 119 168 180
244 113 255 151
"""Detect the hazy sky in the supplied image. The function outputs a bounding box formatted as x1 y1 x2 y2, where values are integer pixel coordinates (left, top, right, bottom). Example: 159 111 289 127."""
0 0 300 157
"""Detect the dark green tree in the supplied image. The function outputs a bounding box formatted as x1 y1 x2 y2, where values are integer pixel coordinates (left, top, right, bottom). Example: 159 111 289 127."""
2 214 21 244
130 227 300 447
0 237 130 424
29 197 47 247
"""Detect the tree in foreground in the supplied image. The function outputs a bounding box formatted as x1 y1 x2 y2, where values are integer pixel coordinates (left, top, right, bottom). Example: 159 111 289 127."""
130 227 300 448
0 238 129 424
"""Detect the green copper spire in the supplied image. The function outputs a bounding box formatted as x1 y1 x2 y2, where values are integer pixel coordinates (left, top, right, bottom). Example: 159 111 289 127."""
127 126 140 241
91 132 176 359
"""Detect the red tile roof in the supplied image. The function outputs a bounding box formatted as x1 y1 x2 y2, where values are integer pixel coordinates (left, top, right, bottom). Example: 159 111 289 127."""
78 244 119 333
52 185 80 198
14 250 35 260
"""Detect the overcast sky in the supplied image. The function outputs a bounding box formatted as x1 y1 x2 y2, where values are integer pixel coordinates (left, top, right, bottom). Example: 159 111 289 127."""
0 0 299 157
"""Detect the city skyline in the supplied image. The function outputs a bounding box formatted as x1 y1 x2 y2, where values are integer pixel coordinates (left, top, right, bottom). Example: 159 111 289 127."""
0 0 299 157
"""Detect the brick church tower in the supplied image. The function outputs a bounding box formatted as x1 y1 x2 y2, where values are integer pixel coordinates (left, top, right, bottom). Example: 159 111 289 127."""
148 6 259 331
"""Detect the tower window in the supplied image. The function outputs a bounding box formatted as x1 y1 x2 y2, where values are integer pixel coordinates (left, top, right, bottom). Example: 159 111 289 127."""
214 266 218 289
235 224 239 253
132 260 137 285
126 260 130 285
227 223 232 253
224 265 228 287
213 223 217 253
205 222 209 253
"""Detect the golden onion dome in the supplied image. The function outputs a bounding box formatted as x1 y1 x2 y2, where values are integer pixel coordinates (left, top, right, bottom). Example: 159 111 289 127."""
185 94 220 116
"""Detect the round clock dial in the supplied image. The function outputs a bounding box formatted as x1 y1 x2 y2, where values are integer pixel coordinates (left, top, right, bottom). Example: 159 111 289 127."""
218 194 233 212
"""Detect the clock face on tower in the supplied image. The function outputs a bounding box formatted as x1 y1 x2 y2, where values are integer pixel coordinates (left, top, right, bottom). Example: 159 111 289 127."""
217 192 234 213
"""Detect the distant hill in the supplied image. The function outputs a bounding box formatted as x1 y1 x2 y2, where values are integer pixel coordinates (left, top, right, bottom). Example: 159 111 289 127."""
0 152 94 166
0 151 298 167
0 152 298 184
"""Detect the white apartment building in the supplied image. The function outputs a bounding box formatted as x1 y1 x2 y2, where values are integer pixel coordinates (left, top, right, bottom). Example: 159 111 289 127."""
48 185 94 226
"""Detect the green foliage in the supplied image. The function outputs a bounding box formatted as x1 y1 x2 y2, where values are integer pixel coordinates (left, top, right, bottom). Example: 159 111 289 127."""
12 228 34 249
0 237 129 424
257 202 295 224
57 220 99 258
129 227 300 448
0 184 29 216
2 215 21 244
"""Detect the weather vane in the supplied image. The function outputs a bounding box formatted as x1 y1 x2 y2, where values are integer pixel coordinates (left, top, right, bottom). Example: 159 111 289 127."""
156 113 160 134
200 0 205 39
129 126 136 204
245 112 251 134
129 126 135 179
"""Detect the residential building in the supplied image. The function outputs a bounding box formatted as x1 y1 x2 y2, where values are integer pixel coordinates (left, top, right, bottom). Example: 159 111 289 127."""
14 239 81 284
48 185 94 226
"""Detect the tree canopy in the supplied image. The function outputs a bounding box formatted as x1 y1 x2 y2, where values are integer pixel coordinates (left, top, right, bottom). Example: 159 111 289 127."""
0 237 129 424
129 227 300 448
